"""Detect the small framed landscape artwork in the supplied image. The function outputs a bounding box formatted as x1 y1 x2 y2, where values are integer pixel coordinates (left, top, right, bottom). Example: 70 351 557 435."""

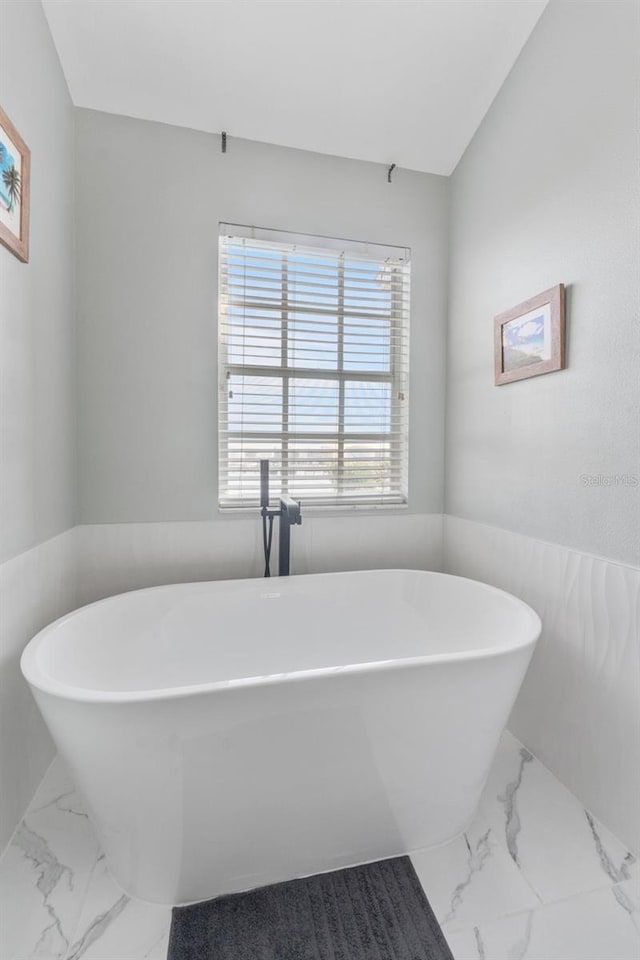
0 105 30 263
494 284 565 385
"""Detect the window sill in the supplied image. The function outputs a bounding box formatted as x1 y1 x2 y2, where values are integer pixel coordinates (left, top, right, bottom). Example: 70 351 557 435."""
217 501 409 520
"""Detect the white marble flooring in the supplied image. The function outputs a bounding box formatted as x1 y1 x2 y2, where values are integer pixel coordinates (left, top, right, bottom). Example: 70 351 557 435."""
0 732 637 960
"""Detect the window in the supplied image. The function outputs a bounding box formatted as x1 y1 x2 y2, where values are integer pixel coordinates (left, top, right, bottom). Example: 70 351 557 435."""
218 225 410 508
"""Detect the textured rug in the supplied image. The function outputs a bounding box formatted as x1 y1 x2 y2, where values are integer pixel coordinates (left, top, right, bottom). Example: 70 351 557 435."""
168 856 453 959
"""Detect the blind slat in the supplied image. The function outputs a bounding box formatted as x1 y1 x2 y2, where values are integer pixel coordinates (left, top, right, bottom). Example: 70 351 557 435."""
222 300 406 323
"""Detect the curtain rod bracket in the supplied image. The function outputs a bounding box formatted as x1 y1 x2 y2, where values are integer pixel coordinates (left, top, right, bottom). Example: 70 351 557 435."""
387 163 396 183
221 131 227 153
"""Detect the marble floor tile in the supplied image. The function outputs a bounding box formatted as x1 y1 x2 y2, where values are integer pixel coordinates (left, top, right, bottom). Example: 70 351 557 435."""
2 731 636 960
475 731 636 903
615 879 640 933
624 867 640 897
143 930 170 960
66 854 171 960
443 928 484 960
0 758 99 960
446 883 640 960
411 827 540 934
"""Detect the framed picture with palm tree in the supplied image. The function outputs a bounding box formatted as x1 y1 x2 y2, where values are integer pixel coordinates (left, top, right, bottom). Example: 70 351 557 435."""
0 105 30 263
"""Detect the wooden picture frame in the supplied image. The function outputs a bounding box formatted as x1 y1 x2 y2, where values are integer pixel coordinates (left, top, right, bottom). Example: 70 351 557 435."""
494 284 565 385
0 105 30 263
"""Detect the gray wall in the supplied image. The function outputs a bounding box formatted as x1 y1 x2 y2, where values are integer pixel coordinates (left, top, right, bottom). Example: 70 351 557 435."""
75 109 449 523
0 0 76 565
0 0 77 850
446 0 639 566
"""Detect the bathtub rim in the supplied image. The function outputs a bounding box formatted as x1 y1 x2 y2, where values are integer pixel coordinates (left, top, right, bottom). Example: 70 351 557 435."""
21 569 541 705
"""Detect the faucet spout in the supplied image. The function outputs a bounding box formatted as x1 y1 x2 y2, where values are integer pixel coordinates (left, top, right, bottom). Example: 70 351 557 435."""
278 496 302 576
279 496 302 526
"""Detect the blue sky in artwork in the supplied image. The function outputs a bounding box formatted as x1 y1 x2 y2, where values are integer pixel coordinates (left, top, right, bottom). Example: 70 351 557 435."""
503 313 545 354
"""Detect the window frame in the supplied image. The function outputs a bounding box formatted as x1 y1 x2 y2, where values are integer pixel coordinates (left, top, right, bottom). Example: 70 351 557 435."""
218 225 410 511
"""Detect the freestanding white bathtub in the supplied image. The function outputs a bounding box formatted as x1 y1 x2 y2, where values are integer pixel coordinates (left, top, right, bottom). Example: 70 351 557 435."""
22 569 540 905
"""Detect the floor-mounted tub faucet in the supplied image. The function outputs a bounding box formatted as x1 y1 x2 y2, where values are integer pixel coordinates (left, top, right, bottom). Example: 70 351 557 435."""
260 460 302 577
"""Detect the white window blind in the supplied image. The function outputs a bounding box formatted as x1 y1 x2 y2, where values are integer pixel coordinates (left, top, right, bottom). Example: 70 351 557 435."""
218 225 410 509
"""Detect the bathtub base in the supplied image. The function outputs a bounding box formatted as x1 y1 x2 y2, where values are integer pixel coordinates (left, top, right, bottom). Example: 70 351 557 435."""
35 650 532 904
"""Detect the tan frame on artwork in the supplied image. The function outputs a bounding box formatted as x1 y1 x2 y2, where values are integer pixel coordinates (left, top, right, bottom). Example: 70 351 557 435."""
0 105 30 263
494 283 565 386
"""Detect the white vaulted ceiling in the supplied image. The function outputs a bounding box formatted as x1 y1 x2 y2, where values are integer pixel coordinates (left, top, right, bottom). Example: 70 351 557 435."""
42 0 548 175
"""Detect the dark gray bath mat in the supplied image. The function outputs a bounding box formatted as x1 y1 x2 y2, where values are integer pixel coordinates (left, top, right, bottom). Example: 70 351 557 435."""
168 856 453 960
